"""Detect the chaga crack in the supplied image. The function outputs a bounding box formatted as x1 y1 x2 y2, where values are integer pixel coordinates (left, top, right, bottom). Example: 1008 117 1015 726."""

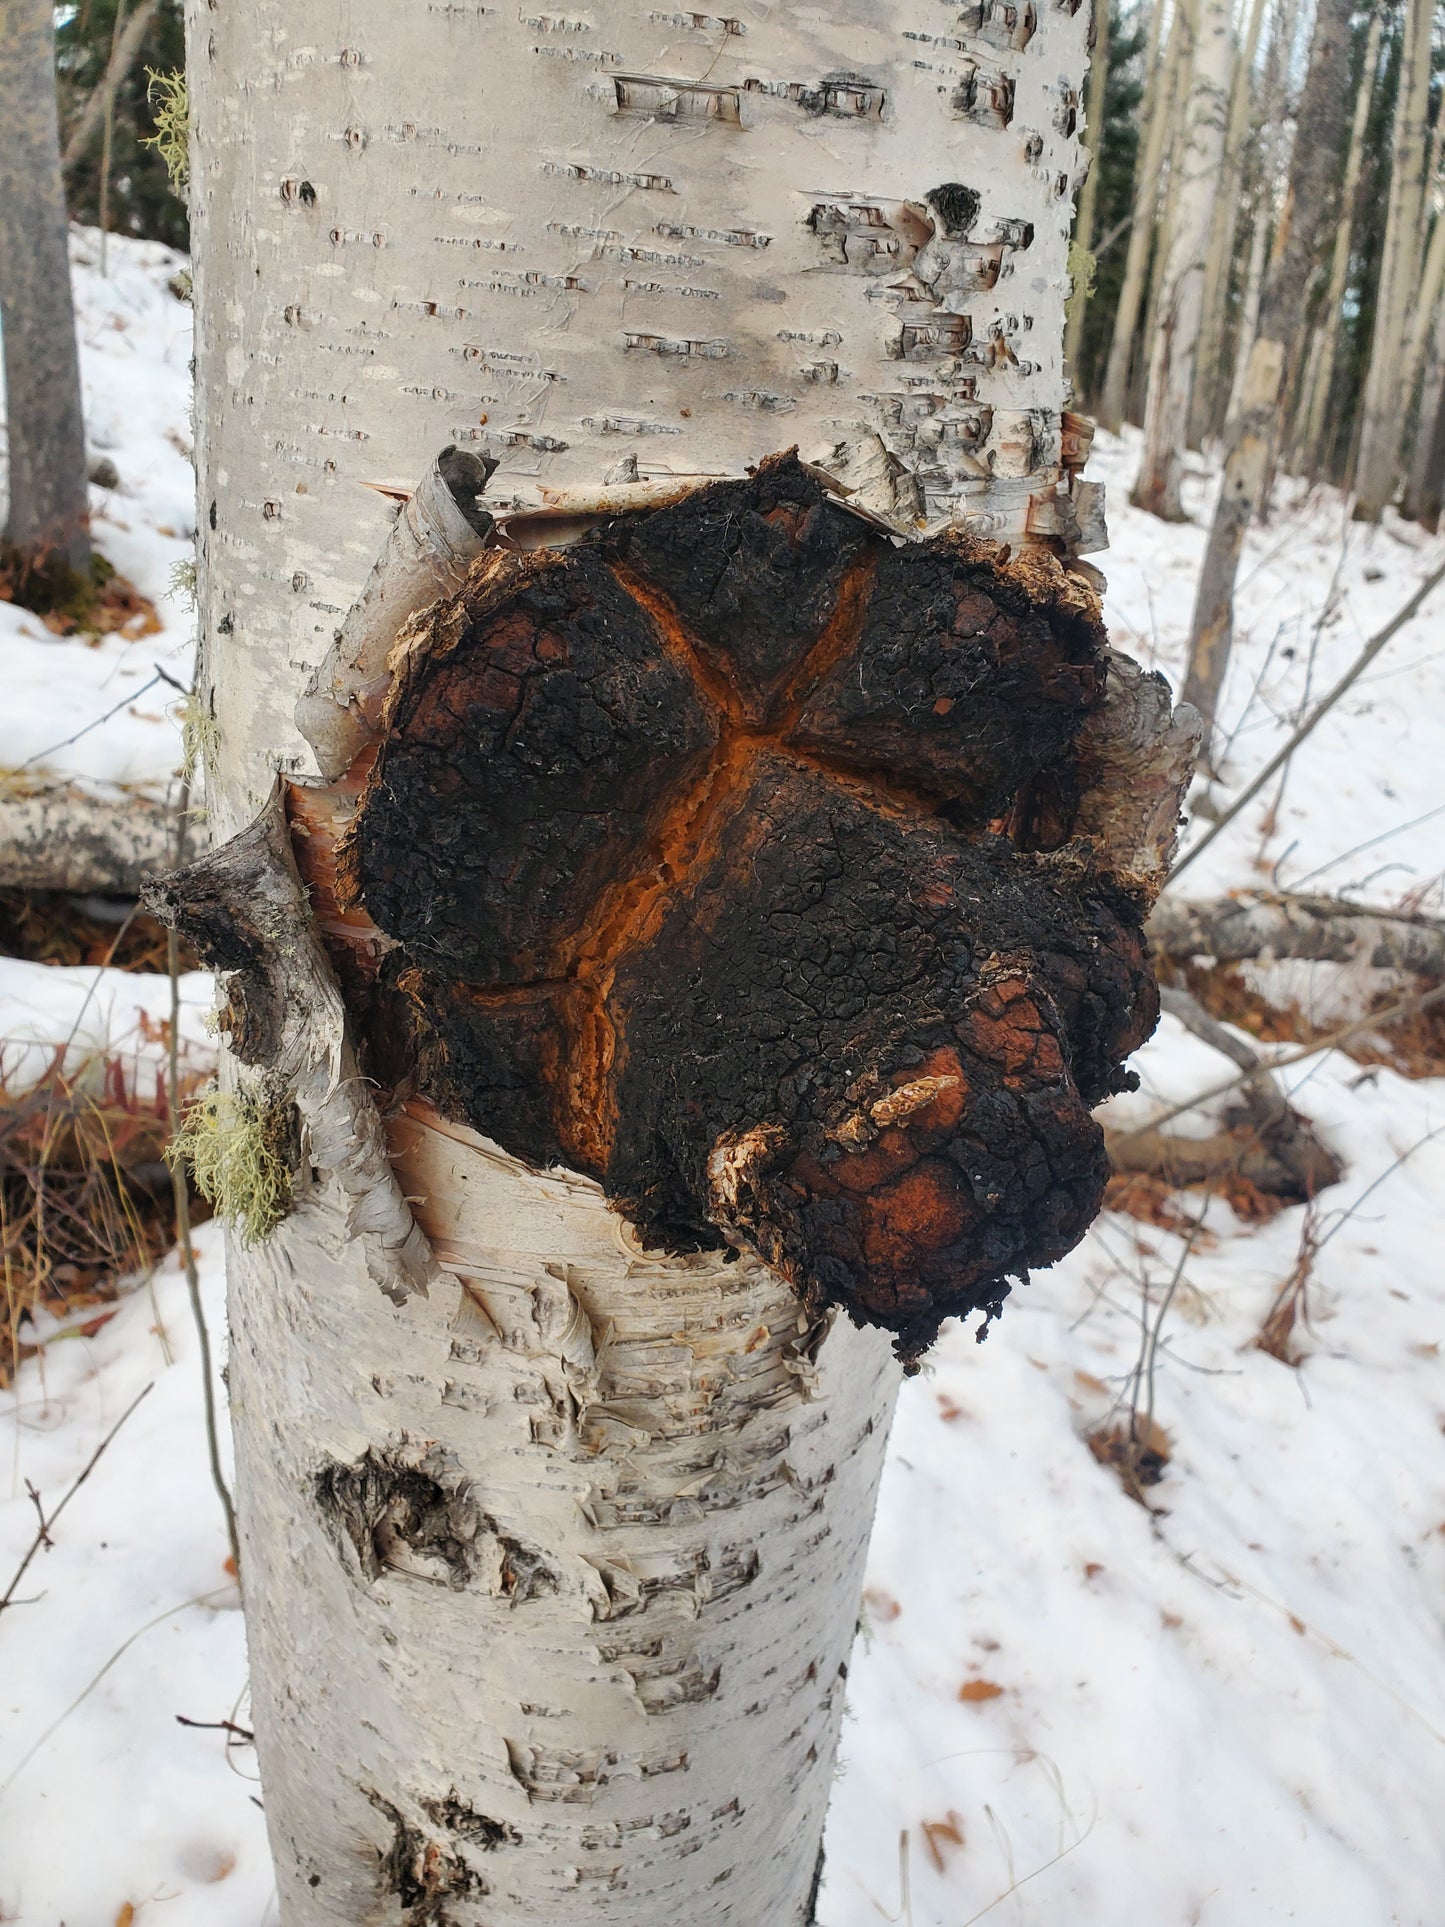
326 451 1177 1359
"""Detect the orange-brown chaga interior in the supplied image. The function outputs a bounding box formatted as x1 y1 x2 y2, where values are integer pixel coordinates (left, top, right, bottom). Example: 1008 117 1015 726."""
317 452 1158 1358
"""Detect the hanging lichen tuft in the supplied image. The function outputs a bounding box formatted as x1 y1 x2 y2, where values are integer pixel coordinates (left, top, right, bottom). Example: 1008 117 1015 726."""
167 1081 294 1244
142 67 189 195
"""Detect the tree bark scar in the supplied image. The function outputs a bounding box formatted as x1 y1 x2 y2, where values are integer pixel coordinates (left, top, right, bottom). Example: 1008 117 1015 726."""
323 450 1179 1359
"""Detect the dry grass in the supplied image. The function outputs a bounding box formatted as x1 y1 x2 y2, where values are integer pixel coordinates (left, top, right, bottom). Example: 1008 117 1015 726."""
0 890 193 972
1 1042 209 1387
0 547 161 640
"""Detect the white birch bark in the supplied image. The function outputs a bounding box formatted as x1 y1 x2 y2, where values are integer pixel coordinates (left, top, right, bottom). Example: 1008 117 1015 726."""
1131 0 1234 518
1352 0 1434 519
183 4 1103 1924
1098 0 1179 431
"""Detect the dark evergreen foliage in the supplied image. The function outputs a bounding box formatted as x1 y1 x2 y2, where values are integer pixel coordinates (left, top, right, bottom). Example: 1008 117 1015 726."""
56 0 187 252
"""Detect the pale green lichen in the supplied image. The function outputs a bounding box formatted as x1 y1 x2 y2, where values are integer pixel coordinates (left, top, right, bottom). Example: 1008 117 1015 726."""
180 693 218 789
1066 239 1098 327
168 1083 294 1244
144 69 190 196
167 557 197 612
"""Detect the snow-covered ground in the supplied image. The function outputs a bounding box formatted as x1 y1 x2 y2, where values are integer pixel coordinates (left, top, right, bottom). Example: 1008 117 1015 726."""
2 233 1443 1925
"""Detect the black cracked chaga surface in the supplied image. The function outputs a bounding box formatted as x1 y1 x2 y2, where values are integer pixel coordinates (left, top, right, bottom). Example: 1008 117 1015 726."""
339 451 1161 1356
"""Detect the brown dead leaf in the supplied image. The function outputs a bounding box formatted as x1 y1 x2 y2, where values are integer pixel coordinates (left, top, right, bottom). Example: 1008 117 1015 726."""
1087 1416 1172 1504
920 1810 966 1872
116 1906 135 1927
958 1678 1004 1703
864 1587 901 1624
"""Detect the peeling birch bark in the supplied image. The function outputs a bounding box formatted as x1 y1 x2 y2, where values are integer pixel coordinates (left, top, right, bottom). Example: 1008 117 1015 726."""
182 3 1195 1921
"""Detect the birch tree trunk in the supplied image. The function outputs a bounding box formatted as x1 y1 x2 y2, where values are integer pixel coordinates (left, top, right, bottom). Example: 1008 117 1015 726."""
1183 0 1353 748
1352 0 1434 519
1130 0 1233 519
172 6 1195 1924
1295 7 1385 478
1098 0 1177 431
0 0 91 576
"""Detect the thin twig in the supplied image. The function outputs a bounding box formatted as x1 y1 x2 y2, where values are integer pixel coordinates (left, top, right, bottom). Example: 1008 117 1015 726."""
0 1586 231 1790
167 678 240 1575
0 1380 153 1615
1170 560 1445 884
20 668 167 768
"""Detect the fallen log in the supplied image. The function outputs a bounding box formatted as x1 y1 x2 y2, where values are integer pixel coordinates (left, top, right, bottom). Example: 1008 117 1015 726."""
1149 892 1445 978
0 780 175 894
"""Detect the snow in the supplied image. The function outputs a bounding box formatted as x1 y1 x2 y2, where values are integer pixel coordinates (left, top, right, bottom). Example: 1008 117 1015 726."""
0 954 214 1101
3 232 1445 1925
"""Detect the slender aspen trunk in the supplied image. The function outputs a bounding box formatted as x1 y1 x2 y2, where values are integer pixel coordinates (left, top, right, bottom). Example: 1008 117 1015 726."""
1064 0 1111 384
1184 0 1354 750
1398 159 1445 472
1131 0 1233 519
1404 307 1445 528
1352 0 1434 519
172 7 1194 1926
1135 27 1191 423
1296 8 1385 478
1222 0 1300 434
1189 0 1268 448
1098 0 1177 431
0 0 91 575
61 0 162 172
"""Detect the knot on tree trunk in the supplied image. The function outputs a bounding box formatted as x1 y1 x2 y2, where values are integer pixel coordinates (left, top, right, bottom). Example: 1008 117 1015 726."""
313 453 1196 1358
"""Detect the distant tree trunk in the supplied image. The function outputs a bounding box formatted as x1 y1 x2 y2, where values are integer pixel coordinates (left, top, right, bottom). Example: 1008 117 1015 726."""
0 0 91 577
1184 0 1354 751
1295 8 1385 478
1352 0 1433 520
1221 0 1299 437
1065 0 1111 385
1098 0 1176 432
1397 150 1445 481
1131 0 1234 519
1404 295 1445 528
1189 0 1268 448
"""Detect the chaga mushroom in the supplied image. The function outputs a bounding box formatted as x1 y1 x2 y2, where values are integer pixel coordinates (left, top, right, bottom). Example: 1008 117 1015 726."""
335 452 1187 1356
